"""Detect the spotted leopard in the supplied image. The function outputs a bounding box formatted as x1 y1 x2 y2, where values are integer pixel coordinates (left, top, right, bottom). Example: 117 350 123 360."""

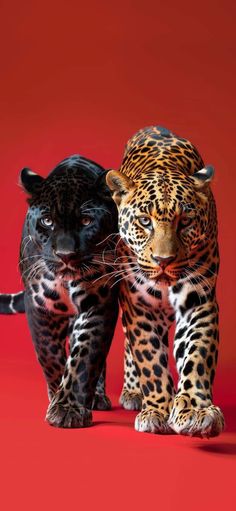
106 125 224 438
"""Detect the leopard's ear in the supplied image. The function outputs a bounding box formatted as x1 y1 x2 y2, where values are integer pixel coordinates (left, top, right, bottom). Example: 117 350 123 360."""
106 170 135 206
20 168 44 194
191 165 215 188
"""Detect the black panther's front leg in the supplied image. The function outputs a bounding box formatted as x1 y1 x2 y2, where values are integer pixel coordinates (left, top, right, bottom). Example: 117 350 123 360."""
67 317 111 411
25 295 68 400
92 365 112 410
46 300 119 428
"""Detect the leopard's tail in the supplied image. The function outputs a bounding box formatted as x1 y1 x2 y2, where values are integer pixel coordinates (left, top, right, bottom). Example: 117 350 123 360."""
0 291 25 314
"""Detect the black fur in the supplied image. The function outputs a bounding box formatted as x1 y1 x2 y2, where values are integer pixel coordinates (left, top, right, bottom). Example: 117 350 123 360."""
2 155 119 428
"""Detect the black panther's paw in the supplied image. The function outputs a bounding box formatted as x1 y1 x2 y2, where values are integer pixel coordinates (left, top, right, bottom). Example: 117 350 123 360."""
92 393 112 410
46 401 92 428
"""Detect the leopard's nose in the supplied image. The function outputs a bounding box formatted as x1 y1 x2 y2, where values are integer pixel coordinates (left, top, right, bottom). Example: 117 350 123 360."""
151 255 175 268
56 251 76 265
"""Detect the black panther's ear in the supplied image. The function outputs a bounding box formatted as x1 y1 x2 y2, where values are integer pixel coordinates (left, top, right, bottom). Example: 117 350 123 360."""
191 165 215 188
20 168 44 194
93 170 113 199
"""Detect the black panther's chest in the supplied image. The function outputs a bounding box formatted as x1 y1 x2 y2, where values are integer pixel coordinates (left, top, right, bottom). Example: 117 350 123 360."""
28 274 110 316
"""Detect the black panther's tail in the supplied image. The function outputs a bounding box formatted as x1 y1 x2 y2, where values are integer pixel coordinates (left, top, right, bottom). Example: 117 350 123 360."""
0 291 25 314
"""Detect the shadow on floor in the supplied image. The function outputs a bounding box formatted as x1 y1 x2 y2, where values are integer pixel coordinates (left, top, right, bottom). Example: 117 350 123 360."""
196 442 236 455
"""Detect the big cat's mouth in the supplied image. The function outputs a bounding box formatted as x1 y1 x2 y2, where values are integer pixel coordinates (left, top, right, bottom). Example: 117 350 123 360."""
59 267 78 276
148 273 174 284
53 266 78 281
148 273 177 285
138 266 178 284
54 260 91 280
52 254 111 280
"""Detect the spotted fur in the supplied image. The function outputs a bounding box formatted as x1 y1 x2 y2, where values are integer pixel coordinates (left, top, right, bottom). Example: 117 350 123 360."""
106 126 224 437
5 155 119 428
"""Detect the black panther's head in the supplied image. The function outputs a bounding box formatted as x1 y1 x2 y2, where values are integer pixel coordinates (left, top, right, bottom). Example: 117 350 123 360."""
20 155 118 282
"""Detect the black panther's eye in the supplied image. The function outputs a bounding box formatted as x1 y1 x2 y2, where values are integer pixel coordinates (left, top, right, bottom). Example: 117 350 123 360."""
81 216 93 226
137 216 152 229
40 216 53 228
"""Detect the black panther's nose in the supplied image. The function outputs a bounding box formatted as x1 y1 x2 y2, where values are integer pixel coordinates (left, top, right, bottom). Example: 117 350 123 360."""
151 254 176 269
55 250 76 265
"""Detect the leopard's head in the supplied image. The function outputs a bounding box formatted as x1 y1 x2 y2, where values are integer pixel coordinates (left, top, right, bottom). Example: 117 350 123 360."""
20 155 117 282
106 165 215 283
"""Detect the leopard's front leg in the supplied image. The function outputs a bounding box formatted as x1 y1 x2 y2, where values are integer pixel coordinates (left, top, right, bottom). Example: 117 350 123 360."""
122 301 175 434
46 302 118 428
169 300 224 437
119 336 142 411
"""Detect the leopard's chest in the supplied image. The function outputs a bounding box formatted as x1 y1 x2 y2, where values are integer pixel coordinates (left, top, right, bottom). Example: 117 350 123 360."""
120 267 173 313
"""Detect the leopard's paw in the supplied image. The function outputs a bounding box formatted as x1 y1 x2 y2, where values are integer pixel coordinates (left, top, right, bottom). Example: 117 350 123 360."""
92 393 112 411
46 401 92 428
135 407 173 434
168 399 224 438
119 389 142 410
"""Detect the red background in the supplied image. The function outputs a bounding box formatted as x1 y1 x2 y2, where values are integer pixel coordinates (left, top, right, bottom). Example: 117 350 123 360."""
0 1 235 510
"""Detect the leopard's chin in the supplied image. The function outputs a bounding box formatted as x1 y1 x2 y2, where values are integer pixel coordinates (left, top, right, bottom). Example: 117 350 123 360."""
156 274 175 285
151 274 177 286
140 267 178 285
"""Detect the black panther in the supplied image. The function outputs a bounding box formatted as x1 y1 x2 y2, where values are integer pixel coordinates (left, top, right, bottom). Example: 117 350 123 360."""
1 155 119 428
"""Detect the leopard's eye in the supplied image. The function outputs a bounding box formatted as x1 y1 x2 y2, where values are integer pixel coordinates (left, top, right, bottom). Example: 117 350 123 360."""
81 216 93 226
179 216 193 230
40 217 53 228
138 217 152 229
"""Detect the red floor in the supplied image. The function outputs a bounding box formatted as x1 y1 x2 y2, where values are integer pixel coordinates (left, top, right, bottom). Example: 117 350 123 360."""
1 316 236 511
